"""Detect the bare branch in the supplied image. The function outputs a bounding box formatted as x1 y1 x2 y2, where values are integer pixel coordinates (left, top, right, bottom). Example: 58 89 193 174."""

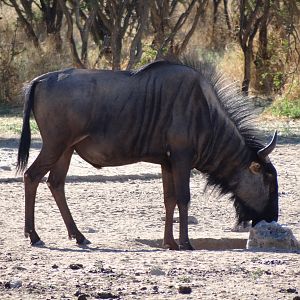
57 0 84 68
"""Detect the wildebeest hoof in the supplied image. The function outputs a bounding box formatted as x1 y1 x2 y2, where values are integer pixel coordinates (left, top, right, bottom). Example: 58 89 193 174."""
31 239 45 247
179 242 195 251
25 229 42 246
162 242 179 251
77 238 91 245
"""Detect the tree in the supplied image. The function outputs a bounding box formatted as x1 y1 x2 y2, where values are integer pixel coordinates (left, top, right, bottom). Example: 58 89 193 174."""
2 0 63 51
210 0 233 50
150 0 208 58
4 0 40 49
58 0 84 67
60 0 150 70
58 0 207 69
39 0 64 51
238 0 269 93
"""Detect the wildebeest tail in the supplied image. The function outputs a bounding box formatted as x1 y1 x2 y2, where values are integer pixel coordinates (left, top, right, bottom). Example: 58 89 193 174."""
17 80 39 173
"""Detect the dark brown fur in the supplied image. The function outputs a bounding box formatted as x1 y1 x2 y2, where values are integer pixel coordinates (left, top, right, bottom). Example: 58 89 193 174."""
17 59 278 249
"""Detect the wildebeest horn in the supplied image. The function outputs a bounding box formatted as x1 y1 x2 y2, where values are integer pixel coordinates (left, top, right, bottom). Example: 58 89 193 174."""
257 130 278 161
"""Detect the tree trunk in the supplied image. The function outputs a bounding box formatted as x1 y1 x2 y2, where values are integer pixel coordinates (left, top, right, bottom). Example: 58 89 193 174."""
223 0 231 31
242 47 252 94
127 2 149 70
254 0 271 93
111 31 122 70
212 0 221 41
238 0 264 93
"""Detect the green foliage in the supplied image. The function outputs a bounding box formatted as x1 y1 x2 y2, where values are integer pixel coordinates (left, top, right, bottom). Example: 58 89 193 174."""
272 72 284 91
137 45 158 67
259 70 284 92
270 98 300 119
0 104 39 136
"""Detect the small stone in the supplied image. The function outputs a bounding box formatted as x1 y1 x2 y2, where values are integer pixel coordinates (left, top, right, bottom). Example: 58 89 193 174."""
14 266 27 271
279 288 298 294
5 279 22 289
69 263 84 270
149 267 165 276
286 288 297 293
100 267 114 274
187 216 199 224
52 264 59 269
178 286 192 294
94 292 119 299
265 270 272 275
0 166 11 171
85 227 98 233
11 280 22 288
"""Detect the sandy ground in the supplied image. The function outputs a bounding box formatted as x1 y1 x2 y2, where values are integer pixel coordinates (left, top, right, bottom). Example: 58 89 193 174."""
0 120 299 300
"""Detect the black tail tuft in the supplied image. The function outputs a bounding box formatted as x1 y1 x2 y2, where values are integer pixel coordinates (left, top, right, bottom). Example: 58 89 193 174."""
16 81 38 173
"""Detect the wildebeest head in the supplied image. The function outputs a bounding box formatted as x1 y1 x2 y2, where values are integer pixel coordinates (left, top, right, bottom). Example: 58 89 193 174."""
232 131 278 226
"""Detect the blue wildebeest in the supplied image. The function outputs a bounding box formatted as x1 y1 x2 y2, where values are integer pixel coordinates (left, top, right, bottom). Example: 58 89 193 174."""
17 58 278 250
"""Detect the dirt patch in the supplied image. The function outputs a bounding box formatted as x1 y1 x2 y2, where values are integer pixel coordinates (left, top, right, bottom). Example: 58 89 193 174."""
0 122 300 299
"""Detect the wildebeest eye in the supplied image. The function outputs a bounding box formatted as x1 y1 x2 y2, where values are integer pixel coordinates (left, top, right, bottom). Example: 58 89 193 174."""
249 161 261 175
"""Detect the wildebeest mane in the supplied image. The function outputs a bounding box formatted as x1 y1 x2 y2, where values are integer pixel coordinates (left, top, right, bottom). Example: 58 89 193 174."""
179 57 264 199
179 57 269 222
181 56 264 152
133 58 269 223
133 57 264 153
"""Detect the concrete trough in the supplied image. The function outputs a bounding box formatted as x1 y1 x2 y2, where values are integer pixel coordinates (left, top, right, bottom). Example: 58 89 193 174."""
136 237 248 251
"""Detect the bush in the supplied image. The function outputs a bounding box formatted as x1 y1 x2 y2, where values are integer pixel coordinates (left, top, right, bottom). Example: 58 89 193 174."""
269 77 300 119
0 21 21 103
0 26 72 104
270 98 300 119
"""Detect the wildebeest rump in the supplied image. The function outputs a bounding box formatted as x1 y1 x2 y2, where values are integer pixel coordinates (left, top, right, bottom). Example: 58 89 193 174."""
17 58 278 250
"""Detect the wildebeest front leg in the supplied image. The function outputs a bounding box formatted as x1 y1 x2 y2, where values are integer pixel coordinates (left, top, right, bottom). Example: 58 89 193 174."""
171 153 194 250
161 165 179 250
47 149 90 245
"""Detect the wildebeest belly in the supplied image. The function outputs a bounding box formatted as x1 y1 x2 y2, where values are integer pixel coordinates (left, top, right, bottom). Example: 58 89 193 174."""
74 134 166 167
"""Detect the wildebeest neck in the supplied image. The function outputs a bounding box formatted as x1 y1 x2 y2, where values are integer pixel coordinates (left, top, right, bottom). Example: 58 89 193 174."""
193 72 263 193
196 113 253 187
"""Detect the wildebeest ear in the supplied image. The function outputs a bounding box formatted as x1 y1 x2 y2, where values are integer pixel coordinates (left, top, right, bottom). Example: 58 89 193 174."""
249 162 261 174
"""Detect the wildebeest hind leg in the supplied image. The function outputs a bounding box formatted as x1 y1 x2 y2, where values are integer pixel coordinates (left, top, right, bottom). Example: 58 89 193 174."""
161 165 179 250
47 148 90 245
24 148 62 245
